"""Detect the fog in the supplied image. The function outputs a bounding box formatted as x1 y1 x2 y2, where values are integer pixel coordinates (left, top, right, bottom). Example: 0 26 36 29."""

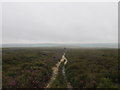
2 2 118 44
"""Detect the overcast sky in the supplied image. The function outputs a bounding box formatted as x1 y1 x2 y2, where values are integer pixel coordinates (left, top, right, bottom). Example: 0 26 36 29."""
2 2 118 44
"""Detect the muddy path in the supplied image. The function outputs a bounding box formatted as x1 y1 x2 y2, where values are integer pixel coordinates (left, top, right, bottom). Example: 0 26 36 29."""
62 66 73 88
46 53 65 88
62 53 73 88
46 53 72 88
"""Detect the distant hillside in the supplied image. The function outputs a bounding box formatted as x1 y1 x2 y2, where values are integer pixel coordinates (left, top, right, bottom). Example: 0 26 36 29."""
2 43 118 48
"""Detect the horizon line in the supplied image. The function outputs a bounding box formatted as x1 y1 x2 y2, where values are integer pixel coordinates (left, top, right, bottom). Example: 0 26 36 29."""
2 42 118 44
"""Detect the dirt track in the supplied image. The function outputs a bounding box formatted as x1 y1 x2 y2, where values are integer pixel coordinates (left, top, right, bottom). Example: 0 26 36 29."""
46 53 72 88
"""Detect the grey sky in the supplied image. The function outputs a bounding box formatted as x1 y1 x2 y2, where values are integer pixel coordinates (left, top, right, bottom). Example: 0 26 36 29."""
2 2 118 44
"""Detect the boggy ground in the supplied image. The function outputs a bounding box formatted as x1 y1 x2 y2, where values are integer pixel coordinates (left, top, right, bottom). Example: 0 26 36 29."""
2 47 119 88
65 48 119 88
2 48 63 88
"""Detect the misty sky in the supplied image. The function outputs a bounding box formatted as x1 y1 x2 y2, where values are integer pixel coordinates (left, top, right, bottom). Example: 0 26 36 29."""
2 2 118 44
